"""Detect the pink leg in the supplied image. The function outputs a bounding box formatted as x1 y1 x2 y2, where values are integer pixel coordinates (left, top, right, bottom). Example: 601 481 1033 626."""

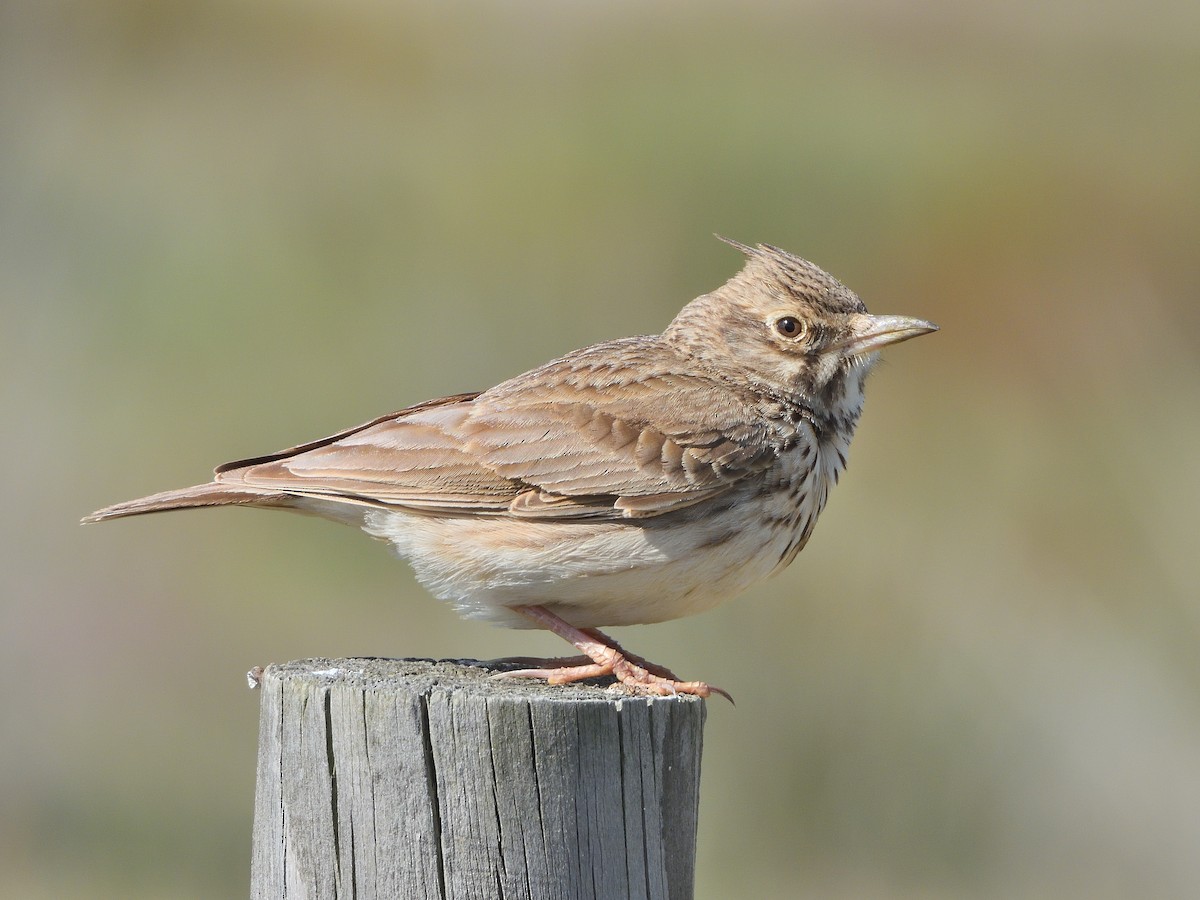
495 605 732 702
580 628 681 680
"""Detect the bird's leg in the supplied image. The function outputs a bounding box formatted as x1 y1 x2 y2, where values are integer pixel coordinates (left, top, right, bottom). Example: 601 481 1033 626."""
580 627 681 680
494 604 732 702
494 626 678 678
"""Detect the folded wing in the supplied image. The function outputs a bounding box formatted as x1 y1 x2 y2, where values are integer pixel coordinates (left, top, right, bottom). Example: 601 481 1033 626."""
222 338 780 521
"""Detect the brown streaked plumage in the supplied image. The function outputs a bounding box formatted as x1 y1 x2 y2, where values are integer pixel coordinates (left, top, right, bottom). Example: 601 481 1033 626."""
84 238 938 699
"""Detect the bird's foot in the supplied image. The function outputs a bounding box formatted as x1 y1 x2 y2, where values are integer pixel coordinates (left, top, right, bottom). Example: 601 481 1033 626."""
493 605 733 703
580 628 683 680
496 657 728 700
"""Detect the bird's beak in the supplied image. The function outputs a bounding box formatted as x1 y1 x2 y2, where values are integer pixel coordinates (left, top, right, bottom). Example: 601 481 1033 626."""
838 314 939 356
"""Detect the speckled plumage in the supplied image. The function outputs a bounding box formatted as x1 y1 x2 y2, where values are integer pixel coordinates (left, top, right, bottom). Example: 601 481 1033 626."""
85 239 937 697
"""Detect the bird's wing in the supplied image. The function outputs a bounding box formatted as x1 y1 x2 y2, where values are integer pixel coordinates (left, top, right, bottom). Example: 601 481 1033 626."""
222 339 780 520
463 339 779 518
217 392 520 513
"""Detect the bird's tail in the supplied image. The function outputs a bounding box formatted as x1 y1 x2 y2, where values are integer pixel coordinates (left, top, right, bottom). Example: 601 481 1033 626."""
82 483 289 524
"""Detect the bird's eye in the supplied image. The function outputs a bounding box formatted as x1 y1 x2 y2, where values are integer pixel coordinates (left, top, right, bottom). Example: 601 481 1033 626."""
775 316 804 339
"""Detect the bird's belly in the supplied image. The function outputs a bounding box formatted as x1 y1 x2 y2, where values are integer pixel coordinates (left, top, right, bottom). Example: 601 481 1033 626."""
360 463 825 629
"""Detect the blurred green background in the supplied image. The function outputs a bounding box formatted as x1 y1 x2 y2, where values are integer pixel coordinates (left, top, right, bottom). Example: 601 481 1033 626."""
4 1 1199 897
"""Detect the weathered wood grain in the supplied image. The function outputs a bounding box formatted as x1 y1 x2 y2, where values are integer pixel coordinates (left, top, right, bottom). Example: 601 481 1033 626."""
251 658 706 900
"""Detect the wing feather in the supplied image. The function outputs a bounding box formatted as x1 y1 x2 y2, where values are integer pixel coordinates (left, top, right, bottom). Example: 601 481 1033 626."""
217 337 782 520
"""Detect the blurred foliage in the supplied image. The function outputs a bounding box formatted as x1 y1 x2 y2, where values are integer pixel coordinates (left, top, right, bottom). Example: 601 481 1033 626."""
3 1 1199 897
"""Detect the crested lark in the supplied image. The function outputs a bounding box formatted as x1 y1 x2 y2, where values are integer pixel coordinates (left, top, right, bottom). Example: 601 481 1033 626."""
85 239 937 699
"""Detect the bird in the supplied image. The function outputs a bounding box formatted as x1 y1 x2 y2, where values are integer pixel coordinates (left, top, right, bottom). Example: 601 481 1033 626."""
84 238 937 700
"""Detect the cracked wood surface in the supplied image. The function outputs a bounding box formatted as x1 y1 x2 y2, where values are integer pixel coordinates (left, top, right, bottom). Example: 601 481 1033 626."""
251 658 706 900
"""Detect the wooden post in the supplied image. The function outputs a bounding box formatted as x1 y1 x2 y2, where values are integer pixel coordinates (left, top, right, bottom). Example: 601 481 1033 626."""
250 658 707 900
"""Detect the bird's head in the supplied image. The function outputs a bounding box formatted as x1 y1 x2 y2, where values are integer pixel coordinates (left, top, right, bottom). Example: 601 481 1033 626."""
663 238 938 425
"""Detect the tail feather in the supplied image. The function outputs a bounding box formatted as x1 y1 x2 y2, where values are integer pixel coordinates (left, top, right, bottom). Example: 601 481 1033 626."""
82 483 289 524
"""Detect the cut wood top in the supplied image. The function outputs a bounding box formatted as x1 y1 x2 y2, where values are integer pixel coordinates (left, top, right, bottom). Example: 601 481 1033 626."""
254 657 707 706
